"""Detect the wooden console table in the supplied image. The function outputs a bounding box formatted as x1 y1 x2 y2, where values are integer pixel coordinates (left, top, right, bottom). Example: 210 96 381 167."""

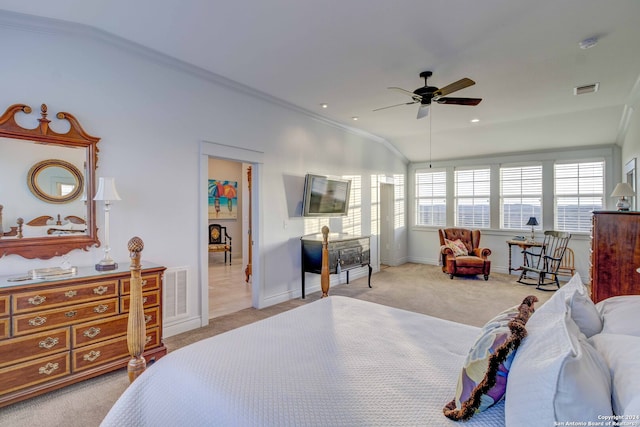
506 239 544 275
0 262 166 407
300 233 372 299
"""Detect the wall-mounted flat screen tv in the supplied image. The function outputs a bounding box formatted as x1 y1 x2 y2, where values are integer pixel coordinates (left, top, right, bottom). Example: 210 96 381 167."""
302 174 352 217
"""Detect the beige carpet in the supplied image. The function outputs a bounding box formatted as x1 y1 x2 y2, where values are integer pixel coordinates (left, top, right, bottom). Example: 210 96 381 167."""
0 263 554 427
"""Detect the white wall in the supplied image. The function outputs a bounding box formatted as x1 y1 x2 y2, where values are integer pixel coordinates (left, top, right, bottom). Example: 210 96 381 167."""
0 14 407 336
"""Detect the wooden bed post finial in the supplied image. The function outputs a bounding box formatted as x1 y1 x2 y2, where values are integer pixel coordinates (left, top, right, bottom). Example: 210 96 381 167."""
127 236 146 383
321 226 330 298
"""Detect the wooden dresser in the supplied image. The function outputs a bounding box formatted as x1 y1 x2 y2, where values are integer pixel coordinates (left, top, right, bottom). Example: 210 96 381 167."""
590 211 640 303
0 263 166 407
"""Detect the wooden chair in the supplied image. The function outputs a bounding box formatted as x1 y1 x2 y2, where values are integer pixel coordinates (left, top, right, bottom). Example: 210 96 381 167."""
517 230 571 291
555 247 575 279
208 224 232 265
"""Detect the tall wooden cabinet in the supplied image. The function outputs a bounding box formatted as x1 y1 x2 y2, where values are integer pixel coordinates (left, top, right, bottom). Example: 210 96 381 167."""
0 263 166 407
590 211 640 303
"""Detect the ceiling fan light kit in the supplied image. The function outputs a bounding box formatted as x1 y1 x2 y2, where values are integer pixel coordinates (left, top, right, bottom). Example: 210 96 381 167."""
373 71 482 119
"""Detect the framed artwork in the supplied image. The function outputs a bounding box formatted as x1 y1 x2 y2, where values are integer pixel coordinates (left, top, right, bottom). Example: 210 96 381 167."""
625 158 637 211
208 179 238 219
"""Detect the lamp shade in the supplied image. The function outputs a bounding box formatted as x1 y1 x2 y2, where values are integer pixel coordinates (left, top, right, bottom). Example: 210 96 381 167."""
526 217 539 226
610 182 635 198
93 177 122 201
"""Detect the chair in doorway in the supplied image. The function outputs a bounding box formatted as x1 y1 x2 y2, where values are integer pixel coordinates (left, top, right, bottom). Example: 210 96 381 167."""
438 228 492 280
517 230 571 291
208 224 232 265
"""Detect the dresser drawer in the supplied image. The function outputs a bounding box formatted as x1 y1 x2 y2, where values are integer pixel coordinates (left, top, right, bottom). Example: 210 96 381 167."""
120 289 160 312
0 353 70 396
72 326 161 372
0 328 69 368
12 280 119 314
73 306 158 347
0 318 9 340
120 273 160 295
0 295 8 316
12 298 119 336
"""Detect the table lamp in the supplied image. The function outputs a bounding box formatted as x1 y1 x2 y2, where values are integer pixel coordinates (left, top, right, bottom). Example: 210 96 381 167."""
93 177 121 271
610 182 635 211
526 217 538 242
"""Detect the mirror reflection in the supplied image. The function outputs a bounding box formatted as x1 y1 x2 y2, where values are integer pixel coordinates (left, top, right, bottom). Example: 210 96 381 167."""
0 136 88 238
28 159 84 203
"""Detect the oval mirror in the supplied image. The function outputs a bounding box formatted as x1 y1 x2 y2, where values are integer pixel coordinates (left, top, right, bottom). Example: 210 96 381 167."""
27 159 84 204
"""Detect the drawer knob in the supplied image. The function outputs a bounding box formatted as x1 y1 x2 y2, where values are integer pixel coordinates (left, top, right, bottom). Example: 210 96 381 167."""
141 279 148 287
38 362 59 375
64 290 78 298
65 310 77 318
83 327 101 338
144 314 152 324
145 335 152 345
39 337 60 349
93 304 109 314
28 295 46 305
29 316 47 326
93 285 108 295
83 350 101 362
142 296 148 304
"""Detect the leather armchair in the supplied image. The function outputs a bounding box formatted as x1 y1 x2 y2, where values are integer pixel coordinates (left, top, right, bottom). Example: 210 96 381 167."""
438 228 491 280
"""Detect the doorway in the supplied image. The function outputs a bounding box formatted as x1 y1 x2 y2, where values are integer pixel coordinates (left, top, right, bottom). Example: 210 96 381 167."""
199 141 262 328
207 157 251 319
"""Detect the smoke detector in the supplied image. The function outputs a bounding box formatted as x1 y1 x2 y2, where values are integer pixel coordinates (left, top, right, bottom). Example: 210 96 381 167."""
579 36 599 49
574 83 599 95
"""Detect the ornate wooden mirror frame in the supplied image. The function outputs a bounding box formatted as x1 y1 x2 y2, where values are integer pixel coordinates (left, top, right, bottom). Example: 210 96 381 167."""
0 103 100 259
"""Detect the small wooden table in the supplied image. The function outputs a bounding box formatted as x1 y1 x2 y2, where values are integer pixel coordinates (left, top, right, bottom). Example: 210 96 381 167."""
506 240 544 275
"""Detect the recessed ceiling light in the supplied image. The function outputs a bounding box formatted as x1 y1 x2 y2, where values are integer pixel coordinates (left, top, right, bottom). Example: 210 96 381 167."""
470 118 480 123
579 36 598 50
352 116 359 121
320 103 328 109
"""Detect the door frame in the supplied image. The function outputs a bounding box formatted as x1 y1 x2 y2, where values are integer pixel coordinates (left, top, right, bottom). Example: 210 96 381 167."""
199 141 263 327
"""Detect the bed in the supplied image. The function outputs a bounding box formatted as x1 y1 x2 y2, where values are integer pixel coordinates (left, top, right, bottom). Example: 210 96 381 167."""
102 273 640 426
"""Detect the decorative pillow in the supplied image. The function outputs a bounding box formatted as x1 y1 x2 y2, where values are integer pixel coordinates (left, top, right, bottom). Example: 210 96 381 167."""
589 334 640 416
596 295 640 337
505 300 613 425
445 239 468 257
443 295 538 421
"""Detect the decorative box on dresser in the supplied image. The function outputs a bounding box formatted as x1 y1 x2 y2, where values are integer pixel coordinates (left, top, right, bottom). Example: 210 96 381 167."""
0 263 166 407
590 211 640 303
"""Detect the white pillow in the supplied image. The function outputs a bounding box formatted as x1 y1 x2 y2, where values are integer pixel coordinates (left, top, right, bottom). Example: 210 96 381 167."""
20 224 51 237
505 305 612 425
596 295 640 337
538 273 602 338
589 334 640 416
567 291 603 338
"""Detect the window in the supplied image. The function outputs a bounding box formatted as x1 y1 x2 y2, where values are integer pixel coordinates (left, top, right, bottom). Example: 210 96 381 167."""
415 169 446 226
342 175 362 236
455 168 490 228
555 161 604 232
500 165 542 229
393 174 405 229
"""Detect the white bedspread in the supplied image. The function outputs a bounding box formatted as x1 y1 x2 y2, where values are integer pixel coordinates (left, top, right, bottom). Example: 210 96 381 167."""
102 296 504 426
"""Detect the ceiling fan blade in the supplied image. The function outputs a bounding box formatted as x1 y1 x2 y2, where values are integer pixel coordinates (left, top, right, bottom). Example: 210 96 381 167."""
436 97 482 106
373 101 418 112
388 87 422 102
433 78 475 97
416 104 430 119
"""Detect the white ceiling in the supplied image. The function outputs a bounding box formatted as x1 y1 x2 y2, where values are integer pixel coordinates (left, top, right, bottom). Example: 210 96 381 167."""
2 0 639 162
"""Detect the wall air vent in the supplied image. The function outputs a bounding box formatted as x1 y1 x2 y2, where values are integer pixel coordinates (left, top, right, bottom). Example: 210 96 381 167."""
574 82 599 95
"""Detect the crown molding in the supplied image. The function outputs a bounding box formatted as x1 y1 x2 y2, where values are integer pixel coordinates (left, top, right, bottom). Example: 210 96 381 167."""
0 10 408 164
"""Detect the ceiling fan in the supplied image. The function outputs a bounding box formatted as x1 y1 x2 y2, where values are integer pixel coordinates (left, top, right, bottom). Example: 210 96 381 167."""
374 71 482 119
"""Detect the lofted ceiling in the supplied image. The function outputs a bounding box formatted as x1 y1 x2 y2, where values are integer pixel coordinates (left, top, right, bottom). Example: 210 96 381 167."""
1 0 639 162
